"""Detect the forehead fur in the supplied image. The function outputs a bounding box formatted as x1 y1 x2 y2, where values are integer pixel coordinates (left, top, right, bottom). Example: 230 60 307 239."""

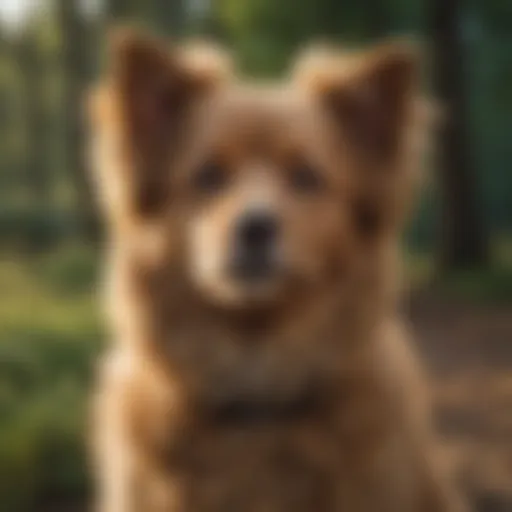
176 85 343 183
197 86 318 137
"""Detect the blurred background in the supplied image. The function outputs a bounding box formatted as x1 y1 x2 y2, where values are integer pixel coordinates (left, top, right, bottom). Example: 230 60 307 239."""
0 0 510 510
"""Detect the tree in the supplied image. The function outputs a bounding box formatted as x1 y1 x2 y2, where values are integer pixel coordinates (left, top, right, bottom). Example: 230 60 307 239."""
0 29 24 194
364 0 389 40
18 26 50 204
430 0 488 270
57 0 96 238
105 0 136 21
151 0 186 37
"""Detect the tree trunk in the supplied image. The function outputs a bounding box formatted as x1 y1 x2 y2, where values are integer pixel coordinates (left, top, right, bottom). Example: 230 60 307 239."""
319 0 345 39
430 0 488 270
18 31 50 204
151 0 186 38
364 0 388 40
105 0 136 21
58 0 97 240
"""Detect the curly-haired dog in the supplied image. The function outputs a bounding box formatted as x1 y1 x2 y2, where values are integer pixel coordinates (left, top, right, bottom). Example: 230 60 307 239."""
89 29 465 512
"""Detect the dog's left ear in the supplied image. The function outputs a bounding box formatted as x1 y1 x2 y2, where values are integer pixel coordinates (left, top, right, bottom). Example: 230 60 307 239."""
299 42 419 164
89 28 228 221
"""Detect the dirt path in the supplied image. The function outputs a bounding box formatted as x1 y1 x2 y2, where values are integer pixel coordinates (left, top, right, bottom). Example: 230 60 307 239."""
408 292 512 511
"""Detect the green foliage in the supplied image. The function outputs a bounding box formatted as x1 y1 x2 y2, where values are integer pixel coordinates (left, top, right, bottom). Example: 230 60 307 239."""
443 265 512 304
407 238 512 303
0 247 101 511
217 0 344 76
0 207 81 250
439 239 512 303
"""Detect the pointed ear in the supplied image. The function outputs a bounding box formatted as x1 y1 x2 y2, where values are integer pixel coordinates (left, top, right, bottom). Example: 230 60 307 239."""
296 42 427 237
107 28 195 216
90 28 225 220
304 42 420 163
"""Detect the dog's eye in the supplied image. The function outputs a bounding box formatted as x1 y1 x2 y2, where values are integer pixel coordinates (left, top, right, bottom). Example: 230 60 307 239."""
288 164 324 193
193 161 228 193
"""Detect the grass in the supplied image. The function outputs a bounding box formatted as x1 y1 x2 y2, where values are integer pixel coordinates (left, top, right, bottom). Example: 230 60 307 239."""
0 240 510 511
406 237 512 304
0 244 102 512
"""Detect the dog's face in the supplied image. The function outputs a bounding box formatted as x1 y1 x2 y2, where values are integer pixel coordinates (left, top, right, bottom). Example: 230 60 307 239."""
91 31 425 310
180 87 353 306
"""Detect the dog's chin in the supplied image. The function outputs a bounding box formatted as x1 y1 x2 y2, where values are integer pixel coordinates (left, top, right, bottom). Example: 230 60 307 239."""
193 271 286 310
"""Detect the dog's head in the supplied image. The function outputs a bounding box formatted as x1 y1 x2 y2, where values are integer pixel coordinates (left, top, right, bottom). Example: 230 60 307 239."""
90 30 428 311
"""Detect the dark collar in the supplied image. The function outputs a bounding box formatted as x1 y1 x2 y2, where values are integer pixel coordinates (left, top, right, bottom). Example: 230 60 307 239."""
205 392 323 427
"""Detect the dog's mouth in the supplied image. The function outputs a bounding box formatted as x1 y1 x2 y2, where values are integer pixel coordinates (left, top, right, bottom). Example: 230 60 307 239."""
189 211 299 307
219 246 291 309
207 211 289 304
228 246 282 284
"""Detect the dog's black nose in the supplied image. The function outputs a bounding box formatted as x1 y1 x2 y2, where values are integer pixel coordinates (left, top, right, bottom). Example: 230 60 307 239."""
237 212 278 251
231 212 279 281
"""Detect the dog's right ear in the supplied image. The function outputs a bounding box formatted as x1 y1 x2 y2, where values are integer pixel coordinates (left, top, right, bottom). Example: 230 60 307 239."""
295 42 433 235
296 42 420 165
89 28 223 221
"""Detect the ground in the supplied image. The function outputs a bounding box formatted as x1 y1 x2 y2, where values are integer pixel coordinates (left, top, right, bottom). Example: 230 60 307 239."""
409 291 512 511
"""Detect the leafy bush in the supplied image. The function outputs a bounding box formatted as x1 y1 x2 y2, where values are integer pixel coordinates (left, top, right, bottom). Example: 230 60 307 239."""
0 247 101 511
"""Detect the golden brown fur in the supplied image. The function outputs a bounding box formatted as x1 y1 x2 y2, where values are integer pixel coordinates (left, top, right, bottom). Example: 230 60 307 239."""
90 28 465 512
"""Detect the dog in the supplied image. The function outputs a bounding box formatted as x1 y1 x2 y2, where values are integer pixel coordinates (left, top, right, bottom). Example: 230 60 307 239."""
89 28 465 512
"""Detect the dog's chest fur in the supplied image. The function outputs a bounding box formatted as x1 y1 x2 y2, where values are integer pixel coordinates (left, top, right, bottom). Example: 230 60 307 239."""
114 337 418 512
171 417 412 511
98 272 426 511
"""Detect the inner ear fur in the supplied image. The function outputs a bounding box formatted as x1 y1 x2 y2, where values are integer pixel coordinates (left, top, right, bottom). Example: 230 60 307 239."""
296 41 429 236
90 28 227 219
297 41 420 163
